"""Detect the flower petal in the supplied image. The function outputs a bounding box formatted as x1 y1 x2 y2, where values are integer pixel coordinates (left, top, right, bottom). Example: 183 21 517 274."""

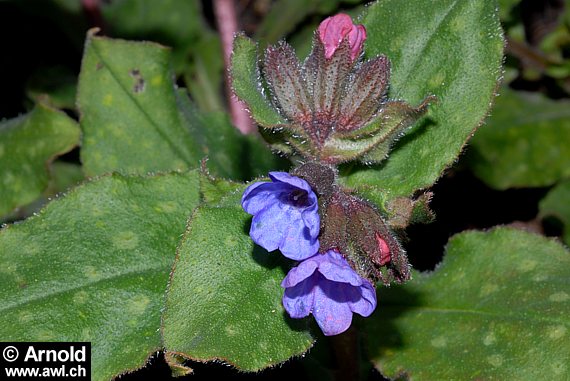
242 181 282 215
282 277 317 318
347 24 366 61
281 252 378 335
279 222 320 260
250 201 318 260
269 172 314 195
249 201 294 253
242 172 320 260
301 204 320 238
281 257 319 288
349 281 377 317
317 250 363 286
317 13 366 61
312 278 354 336
318 14 353 59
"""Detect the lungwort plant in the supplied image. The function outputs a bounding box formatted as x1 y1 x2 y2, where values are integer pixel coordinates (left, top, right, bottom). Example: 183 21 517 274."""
1 1 569 380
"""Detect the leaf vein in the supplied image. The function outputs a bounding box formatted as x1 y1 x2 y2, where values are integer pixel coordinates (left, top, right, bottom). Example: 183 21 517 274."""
90 41 192 166
1 266 167 313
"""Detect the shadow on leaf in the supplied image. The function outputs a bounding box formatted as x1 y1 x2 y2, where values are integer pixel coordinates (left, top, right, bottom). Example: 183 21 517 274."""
364 283 425 359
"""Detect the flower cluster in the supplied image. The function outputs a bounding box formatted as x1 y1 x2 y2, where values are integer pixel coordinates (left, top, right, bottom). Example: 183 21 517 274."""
242 172 377 336
235 13 433 165
240 14 416 336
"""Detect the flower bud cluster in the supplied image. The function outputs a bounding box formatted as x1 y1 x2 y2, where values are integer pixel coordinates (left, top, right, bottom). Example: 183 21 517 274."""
236 13 432 164
238 14 426 336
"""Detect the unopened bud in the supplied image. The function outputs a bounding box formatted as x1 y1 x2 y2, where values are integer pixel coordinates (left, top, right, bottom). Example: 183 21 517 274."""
318 13 366 61
319 190 410 285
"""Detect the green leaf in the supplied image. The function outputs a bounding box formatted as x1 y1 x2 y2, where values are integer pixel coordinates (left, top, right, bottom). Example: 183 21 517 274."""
0 171 201 381
198 173 246 206
175 90 290 180
231 35 285 128
100 0 225 111
467 88 570 189
1 161 85 224
162 205 314 371
47 161 84 195
540 180 570 246
79 33 266 181
243 134 292 177
174 90 244 179
0 103 80 217
340 0 504 199
78 33 198 175
366 227 570 380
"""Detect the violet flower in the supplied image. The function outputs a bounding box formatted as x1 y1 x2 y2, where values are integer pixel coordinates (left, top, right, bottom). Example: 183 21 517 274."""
242 172 320 260
318 13 367 61
282 250 377 336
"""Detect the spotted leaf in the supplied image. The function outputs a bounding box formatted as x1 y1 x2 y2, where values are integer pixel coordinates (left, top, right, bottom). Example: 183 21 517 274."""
0 103 80 217
0 171 201 381
162 205 314 371
341 0 504 199
366 227 570 380
79 32 260 180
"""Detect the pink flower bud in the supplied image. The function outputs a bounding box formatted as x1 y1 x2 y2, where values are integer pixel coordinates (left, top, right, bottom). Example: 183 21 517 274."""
374 232 391 266
318 13 366 61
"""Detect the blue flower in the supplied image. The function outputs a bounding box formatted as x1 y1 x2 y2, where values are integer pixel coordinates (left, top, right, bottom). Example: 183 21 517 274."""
242 172 320 260
281 250 377 336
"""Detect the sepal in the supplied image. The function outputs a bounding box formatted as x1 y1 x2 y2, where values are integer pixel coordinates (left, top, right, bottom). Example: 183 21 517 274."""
303 34 357 144
336 55 390 133
264 42 312 126
320 190 411 285
322 96 435 164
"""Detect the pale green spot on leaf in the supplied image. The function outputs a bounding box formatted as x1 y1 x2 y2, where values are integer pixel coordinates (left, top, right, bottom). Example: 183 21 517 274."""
547 325 567 340
112 231 139 250
549 292 569 302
